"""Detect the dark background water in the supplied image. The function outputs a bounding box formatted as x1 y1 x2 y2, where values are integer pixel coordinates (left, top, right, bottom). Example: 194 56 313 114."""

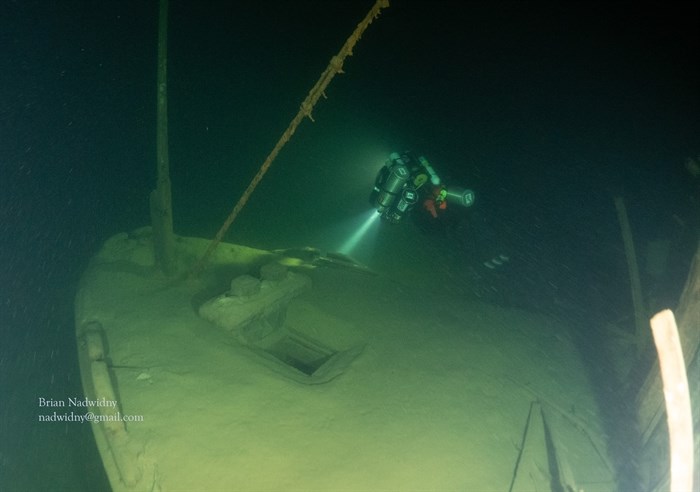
1 1 698 490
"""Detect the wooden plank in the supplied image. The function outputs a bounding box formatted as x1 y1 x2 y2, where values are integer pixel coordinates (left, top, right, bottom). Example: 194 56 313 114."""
637 244 700 443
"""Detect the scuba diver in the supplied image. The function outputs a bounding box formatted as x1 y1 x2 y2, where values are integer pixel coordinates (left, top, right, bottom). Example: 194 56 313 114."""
369 150 510 272
369 151 475 224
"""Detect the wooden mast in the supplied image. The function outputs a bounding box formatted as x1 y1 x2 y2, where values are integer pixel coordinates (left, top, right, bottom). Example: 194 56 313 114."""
149 0 177 276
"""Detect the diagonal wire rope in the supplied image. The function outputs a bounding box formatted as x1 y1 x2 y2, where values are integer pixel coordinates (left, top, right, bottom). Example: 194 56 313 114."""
189 0 389 278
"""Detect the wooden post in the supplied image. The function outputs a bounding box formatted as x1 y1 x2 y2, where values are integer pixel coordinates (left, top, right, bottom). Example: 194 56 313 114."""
150 0 177 276
636 243 700 488
650 310 694 492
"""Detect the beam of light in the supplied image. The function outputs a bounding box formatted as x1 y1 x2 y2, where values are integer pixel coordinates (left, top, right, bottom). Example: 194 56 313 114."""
338 209 381 255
